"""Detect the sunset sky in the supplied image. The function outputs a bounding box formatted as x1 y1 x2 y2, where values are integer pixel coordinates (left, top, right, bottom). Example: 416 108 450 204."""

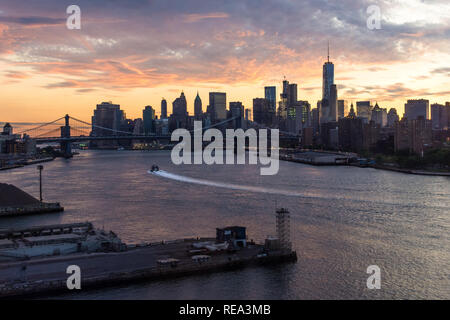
0 0 449 123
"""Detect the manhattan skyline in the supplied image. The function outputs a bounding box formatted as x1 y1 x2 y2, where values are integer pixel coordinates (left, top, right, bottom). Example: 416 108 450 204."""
1 0 449 122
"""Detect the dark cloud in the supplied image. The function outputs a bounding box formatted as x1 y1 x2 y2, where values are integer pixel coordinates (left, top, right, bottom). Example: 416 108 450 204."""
431 67 450 75
44 81 79 89
302 86 320 91
76 88 96 93
0 16 64 26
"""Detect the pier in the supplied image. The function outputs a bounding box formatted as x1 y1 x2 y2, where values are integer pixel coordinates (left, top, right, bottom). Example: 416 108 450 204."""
0 220 297 298
0 237 297 298
280 150 356 166
0 203 64 218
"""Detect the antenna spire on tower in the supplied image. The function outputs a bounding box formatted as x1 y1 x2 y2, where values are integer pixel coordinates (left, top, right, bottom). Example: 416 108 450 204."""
327 40 330 62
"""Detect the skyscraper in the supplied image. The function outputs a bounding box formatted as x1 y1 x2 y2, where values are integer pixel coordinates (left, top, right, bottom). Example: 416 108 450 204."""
282 79 289 100
172 92 187 117
91 102 125 137
286 101 311 135
443 102 450 130
194 92 203 120
253 98 271 126
338 100 348 119
279 79 290 119
91 101 126 148
169 92 188 130
395 116 432 154
322 43 334 102
447 102 450 128
161 98 167 119
209 92 227 122
264 86 276 113
286 103 304 135
348 103 357 118
311 108 320 134
277 79 298 121
371 103 388 127
430 103 447 129
329 84 338 122
299 101 311 127
356 101 372 123
288 83 298 107
387 108 399 127
338 116 364 152
404 99 429 120
321 43 335 124
230 102 245 129
245 108 252 122
143 105 155 135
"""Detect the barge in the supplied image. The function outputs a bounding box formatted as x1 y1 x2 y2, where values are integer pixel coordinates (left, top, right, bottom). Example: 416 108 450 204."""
0 216 297 298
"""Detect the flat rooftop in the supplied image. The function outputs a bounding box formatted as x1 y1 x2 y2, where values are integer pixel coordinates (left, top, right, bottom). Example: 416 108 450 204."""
22 234 83 244
0 239 264 285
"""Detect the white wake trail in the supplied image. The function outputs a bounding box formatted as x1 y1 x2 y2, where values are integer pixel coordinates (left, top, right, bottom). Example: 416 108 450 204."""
147 170 449 210
148 170 323 200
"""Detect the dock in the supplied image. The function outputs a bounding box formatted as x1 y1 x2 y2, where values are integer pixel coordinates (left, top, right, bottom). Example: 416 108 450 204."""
0 203 64 218
0 239 296 298
0 220 297 298
280 150 356 166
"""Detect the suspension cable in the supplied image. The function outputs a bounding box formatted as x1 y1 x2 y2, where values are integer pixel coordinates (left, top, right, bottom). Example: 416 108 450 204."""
69 116 135 135
16 117 65 134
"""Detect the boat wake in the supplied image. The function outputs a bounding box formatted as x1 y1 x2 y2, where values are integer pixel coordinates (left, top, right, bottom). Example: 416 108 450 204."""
148 169 324 200
148 170 449 210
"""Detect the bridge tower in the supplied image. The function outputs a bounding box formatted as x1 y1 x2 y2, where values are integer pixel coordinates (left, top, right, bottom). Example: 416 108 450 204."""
60 114 72 158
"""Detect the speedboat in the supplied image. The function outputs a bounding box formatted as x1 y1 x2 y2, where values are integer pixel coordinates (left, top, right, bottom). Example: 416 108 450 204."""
150 165 159 172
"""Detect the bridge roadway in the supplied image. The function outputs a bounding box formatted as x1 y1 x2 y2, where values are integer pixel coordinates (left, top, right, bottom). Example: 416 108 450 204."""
36 134 298 144
35 135 173 143
0 239 265 296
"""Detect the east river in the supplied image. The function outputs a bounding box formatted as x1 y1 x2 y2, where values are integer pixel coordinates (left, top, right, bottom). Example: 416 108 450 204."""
0 150 448 299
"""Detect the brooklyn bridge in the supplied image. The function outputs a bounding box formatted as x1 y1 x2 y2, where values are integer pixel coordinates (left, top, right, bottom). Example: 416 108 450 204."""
15 114 173 157
15 115 299 157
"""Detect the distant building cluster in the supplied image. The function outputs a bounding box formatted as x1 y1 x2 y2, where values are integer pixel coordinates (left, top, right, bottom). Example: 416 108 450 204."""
334 99 449 155
89 91 250 149
0 123 36 167
0 124 36 155
84 45 450 154
1 45 448 168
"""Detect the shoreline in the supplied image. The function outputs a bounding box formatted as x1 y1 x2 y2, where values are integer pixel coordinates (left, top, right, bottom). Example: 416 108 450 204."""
0 202 64 218
4 150 448 177
280 155 450 177
0 157 55 172
367 164 450 176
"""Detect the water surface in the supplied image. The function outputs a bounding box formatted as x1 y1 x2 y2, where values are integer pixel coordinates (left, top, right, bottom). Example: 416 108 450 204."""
0 150 448 299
